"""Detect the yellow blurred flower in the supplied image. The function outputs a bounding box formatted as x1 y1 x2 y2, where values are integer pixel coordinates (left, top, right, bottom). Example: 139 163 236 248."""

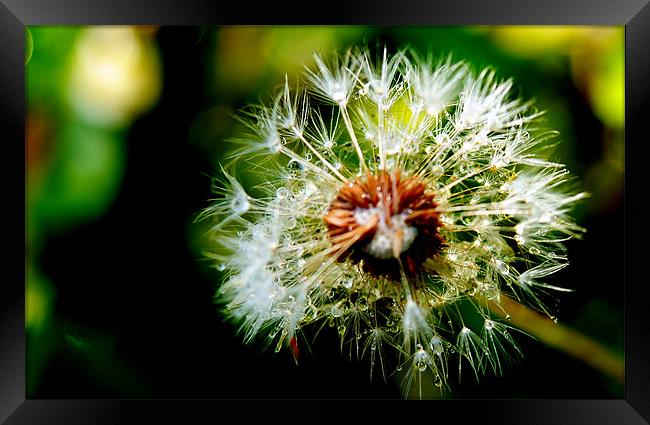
488 26 584 56
67 27 162 127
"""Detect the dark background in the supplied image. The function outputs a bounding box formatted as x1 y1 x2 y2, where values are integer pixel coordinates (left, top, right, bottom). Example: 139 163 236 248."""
27 26 624 399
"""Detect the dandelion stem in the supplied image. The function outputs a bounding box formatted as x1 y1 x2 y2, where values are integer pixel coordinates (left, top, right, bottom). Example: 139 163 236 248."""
486 295 624 385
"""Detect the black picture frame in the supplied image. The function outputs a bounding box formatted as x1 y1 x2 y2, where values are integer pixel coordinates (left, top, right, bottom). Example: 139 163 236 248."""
2 0 649 423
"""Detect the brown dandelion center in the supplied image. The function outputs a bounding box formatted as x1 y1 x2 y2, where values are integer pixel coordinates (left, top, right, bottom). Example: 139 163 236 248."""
324 170 444 278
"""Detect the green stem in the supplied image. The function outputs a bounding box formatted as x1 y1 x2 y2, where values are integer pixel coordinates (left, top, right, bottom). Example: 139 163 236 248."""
487 295 624 385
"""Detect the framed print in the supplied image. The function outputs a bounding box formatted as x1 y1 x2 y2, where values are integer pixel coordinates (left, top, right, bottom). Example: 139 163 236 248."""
2 0 650 423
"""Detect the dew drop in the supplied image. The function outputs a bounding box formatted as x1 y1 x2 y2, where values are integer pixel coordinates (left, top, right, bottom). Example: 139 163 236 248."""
330 305 343 318
276 187 289 200
431 164 444 176
286 217 297 229
231 196 250 214
287 159 305 175
434 375 443 388
341 278 353 289
496 260 509 275
430 337 444 354
357 297 368 311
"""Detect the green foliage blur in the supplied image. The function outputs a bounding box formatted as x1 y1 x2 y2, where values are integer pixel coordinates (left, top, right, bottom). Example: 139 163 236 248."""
26 26 161 396
26 26 624 398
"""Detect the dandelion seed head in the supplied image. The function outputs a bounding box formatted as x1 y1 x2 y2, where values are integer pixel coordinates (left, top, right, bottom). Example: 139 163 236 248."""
202 46 587 397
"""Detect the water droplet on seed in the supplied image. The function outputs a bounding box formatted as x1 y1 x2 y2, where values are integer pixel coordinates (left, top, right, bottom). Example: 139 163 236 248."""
496 260 509 275
276 187 289 200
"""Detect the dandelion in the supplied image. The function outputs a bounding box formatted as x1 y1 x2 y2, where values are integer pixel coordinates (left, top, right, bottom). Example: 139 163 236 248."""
200 47 586 397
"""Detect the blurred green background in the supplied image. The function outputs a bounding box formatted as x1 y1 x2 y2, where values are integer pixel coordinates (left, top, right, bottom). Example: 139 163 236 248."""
26 26 624 399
